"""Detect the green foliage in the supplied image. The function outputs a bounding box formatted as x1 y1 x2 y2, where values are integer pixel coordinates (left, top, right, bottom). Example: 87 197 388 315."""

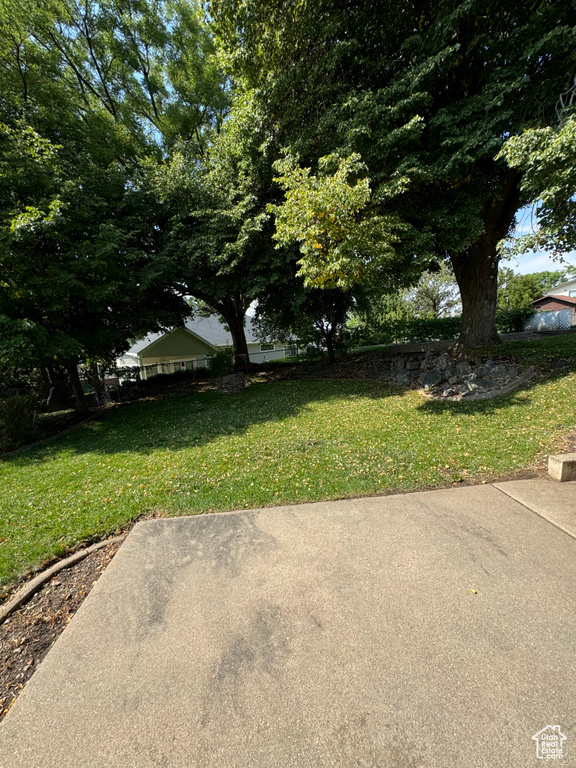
350 314 461 347
349 292 413 346
0 0 223 397
271 153 407 289
408 264 460 319
495 308 535 334
156 93 293 360
499 116 576 257
0 393 38 449
255 284 354 363
207 349 234 377
497 268 572 310
212 0 576 347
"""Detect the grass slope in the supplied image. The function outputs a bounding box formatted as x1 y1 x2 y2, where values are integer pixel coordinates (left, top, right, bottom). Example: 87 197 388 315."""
1 338 575 586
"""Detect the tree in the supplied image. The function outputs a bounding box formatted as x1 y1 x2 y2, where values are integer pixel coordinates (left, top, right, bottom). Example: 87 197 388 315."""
347 291 414 347
497 268 574 310
156 94 294 369
270 153 422 291
499 115 576 258
408 264 460 319
0 124 189 410
212 0 576 348
255 283 354 364
0 0 224 407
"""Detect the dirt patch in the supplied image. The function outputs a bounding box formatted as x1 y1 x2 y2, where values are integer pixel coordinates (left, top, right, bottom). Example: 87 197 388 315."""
0 536 126 721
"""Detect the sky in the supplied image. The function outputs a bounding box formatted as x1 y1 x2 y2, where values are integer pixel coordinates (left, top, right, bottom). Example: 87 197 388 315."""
506 206 576 276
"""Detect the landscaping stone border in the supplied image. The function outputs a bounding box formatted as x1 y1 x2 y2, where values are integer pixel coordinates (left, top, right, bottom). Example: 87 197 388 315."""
436 366 536 401
358 349 538 401
0 537 125 625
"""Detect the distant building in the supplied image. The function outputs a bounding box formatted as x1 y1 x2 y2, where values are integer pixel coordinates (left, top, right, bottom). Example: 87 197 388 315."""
119 316 296 378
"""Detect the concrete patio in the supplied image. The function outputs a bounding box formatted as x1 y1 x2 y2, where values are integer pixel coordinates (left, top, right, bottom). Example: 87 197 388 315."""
1 480 575 767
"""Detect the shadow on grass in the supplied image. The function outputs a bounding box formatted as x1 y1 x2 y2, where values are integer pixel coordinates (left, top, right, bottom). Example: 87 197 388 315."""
1 378 408 466
417 389 533 418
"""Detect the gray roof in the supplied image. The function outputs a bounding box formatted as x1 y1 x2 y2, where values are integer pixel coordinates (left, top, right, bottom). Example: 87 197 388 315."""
127 314 260 356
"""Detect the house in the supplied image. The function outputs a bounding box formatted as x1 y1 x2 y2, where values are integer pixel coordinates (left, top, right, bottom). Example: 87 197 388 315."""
530 295 576 329
544 276 576 298
531 294 576 316
121 315 296 378
526 276 576 330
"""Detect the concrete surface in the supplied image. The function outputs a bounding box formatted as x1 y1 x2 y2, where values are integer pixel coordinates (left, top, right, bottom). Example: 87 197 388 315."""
496 478 576 539
1 482 576 767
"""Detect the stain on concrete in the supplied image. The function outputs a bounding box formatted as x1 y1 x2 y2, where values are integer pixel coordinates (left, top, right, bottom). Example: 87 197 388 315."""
201 603 292 729
138 513 278 578
129 515 279 640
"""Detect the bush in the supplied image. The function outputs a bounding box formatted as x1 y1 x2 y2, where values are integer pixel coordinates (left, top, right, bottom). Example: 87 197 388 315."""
207 349 234 377
0 393 39 449
495 308 535 333
350 316 461 346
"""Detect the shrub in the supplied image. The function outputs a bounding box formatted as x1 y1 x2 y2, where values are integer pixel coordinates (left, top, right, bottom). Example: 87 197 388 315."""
495 308 535 333
0 393 39 449
350 316 461 346
207 349 234 377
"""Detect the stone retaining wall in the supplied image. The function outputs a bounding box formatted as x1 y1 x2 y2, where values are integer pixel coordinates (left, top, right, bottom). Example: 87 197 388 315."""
364 351 535 400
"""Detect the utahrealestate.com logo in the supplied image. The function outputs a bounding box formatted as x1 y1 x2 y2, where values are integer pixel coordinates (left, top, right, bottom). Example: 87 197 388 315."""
532 725 567 759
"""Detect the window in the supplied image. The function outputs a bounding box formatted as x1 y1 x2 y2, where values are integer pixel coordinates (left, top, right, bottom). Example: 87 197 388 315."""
569 291 576 297
260 343 274 352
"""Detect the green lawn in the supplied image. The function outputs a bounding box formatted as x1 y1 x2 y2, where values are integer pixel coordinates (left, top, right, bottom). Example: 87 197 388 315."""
1 341 576 586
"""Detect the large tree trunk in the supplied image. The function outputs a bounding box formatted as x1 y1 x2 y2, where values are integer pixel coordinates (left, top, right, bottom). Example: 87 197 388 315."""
451 237 500 349
219 298 250 372
66 360 89 413
451 170 522 350
193 291 251 372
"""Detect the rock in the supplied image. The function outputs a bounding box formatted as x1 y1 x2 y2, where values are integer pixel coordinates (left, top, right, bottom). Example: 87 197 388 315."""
366 360 388 377
434 353 452 371
506 366 518 378
491 364 508 379
455 360 472 376
484 359 495 369
394 372 411 385
419 369 445 388
455 384 468 394
442 388 455 397
448 375 459 385
392 356 405 371
406 360 420 371
466 380 480 392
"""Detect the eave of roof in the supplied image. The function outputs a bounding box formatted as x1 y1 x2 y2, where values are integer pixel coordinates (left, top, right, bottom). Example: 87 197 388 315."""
531 294 576 306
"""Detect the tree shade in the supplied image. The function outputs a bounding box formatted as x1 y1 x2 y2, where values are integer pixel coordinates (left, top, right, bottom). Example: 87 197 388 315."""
211 0 576 348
